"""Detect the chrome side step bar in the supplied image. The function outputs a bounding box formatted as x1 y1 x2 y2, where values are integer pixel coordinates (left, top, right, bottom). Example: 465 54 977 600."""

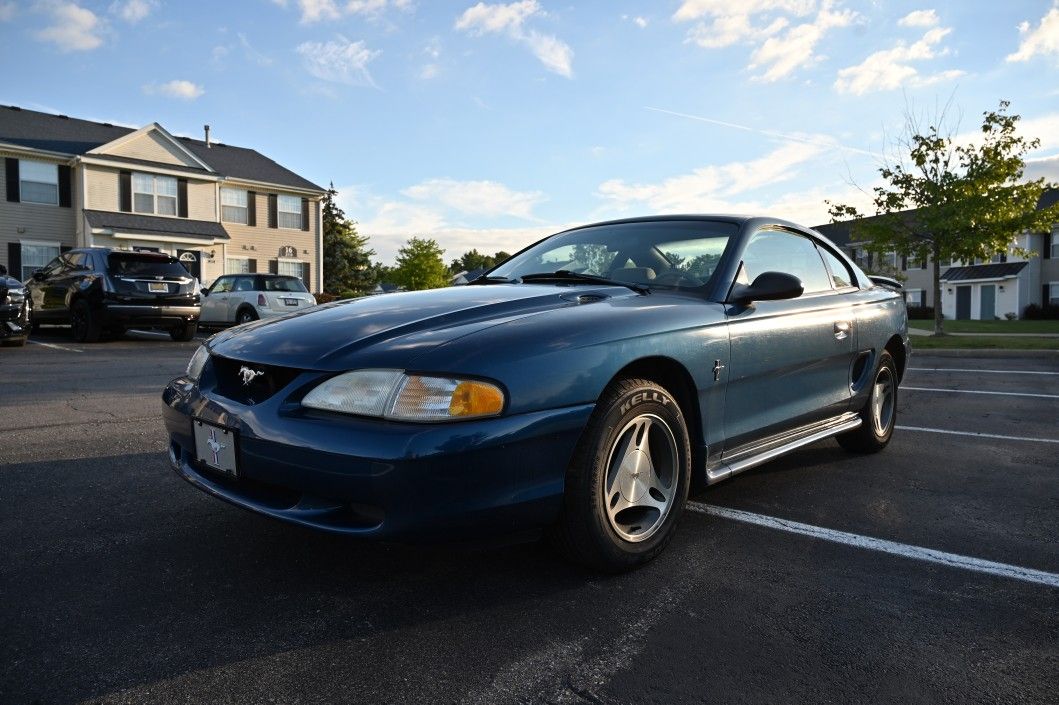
705 412 862 484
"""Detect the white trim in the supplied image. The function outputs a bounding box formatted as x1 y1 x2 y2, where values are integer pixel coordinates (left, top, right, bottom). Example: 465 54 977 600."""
77 155 221 182
221 176 324 197
88 123 215 172
103 230 224 246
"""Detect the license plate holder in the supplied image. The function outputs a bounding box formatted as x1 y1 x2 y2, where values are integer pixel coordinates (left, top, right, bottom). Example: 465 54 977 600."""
283 298 299 306
148 282 168 293
193 419 239 478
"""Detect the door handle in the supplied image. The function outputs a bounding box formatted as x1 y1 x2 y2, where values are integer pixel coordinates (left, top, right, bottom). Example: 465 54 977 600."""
834 321 851 340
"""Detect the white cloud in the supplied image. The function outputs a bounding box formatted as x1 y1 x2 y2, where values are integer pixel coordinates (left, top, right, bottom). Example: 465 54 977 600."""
1024 155 1059 183
34 1 104 51
597 142 827 213
143 79 205 100
834 26 963 95
633 16 647 28
0 2 17 21
897 9 939 28
109 0 156 23
294 0 340 23
419 36 441 79
347 0 413 16
238 32 273 66
1006 3 1059 63
455 1 574 78
297 36 380 87
403 178 545 219
675 0 856 81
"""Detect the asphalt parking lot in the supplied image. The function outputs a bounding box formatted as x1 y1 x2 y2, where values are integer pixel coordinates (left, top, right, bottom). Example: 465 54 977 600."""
2 329 1057 704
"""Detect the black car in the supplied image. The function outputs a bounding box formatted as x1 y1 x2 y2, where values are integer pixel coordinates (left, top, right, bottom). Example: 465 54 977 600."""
25 248 201 342
0 265 30 347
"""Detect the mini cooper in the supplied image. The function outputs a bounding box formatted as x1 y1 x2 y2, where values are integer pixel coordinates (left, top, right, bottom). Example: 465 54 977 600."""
163 216 909 571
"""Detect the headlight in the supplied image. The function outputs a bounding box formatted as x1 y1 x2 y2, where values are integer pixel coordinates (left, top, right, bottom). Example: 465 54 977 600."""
186 345 209 381
302 369 505 421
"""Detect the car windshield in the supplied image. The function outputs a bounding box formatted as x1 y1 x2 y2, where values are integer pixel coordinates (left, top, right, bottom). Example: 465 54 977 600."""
488 220 737 291
264 276 308 292
107 253 189 278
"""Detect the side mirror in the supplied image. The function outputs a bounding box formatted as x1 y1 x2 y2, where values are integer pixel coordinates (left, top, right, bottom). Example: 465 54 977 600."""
200 288 209 296
33 270 46 281
729 271 803 304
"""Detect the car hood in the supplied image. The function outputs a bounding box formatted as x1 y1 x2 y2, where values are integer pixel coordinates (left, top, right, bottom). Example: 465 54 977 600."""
207 284 638 370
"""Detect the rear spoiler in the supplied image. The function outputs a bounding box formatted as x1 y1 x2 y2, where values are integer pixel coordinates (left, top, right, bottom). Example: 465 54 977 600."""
868 275 903 291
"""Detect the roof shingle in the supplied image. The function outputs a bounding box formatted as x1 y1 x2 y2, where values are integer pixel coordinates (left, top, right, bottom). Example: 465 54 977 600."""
84 210 229 241
939 261 1027 282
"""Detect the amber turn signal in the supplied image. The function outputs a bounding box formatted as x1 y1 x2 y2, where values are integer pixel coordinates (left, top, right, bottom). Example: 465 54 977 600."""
449 380 505 417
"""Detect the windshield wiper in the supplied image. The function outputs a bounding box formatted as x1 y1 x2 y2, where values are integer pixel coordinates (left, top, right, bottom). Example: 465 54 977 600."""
520 270 649 294
466 275 514 285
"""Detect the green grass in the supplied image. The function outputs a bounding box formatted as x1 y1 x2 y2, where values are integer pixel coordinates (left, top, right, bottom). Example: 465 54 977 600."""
908 319 1059 334
911 335 1059 350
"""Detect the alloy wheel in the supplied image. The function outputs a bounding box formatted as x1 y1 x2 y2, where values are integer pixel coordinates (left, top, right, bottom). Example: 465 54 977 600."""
871 366 895 436
602 413 679 542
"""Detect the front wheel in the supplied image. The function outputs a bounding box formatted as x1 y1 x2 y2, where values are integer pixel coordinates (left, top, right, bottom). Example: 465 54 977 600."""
837 350 897 453
552 378 691 572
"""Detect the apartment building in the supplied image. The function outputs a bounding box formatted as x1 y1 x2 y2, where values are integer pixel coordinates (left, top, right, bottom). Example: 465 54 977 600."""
0 106 325 290
814 188 1059 320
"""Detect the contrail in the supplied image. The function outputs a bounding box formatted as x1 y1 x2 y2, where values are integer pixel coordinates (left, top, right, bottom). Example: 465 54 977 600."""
645 106 876 157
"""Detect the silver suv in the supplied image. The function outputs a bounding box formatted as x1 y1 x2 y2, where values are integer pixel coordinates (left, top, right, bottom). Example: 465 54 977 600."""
199 274 316 326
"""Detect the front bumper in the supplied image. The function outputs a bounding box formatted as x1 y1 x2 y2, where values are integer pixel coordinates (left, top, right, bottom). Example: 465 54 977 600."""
104 304 200 327
163 378 593 539
0 302 27 339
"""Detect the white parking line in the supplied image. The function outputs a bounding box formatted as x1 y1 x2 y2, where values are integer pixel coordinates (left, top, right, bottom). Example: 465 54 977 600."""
687 503 1059 589
27 340 83 353
909 367 1059 376
895 425 1059 444
902 386 1059 400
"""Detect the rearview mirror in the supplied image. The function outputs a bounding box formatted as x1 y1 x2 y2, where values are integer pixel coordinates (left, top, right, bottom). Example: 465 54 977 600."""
33 270 46 281
729 271 803 304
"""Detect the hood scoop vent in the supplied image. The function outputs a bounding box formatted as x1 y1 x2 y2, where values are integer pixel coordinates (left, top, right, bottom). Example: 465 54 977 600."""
560 292 609 305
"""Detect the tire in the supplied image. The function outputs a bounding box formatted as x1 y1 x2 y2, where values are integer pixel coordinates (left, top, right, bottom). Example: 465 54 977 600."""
236 307 258 325
837 350 898 453
1 336 26 347
552 378 692 572
70 299 102 343
170 322 198 342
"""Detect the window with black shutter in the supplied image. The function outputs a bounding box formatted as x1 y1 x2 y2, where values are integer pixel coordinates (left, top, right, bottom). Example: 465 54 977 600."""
119 170 132 212
269 259 278 274
6 243 20 277
300 261 311 289
58 165 72 207
4 158 19 202
247 191 257 226
267 194 278 228
177 178 188 217
248 258 257 273
301 198 310 231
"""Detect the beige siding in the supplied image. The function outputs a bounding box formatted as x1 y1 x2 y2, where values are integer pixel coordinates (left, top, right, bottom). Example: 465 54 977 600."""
0 152 77 277
222 190 320 291
84 164 216 220
85 164 120 211
97 131 200 168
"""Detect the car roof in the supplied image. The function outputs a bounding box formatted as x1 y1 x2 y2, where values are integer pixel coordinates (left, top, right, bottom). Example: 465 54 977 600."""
554 214 816 235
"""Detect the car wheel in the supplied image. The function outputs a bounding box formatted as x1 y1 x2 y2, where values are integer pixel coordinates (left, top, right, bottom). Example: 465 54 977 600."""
170 322 198 342
70 299 102 343
837 350 897 453
1 336 26 347
552 377 691 572
236 308 258 325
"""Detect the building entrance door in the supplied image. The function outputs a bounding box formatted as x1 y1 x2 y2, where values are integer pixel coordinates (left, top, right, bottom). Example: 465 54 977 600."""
956 285 972 320
177 250 201 281
980 284 996 321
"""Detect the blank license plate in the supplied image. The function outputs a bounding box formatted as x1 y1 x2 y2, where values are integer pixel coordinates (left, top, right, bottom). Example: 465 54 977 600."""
283 298 299 306
148 282 168 293
193 420 238 477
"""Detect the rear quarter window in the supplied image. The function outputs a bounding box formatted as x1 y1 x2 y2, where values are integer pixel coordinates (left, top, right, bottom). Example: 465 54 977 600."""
264 277 309 292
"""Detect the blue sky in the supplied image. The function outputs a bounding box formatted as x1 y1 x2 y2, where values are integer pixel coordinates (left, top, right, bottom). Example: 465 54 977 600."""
2 0 1058 263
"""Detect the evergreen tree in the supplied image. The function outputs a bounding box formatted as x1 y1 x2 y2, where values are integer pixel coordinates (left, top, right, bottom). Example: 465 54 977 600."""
322 184 376 297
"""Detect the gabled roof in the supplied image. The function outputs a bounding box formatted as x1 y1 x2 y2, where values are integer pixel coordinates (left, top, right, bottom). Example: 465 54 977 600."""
88 122 214 172
84 210 229 241
0 105 323 192
940 261 1027 282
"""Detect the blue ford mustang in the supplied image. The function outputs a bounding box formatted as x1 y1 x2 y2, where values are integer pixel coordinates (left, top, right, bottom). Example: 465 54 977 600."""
163 216 909 571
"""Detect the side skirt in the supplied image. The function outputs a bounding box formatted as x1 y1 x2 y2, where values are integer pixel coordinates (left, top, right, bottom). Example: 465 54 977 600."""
704 412 861 485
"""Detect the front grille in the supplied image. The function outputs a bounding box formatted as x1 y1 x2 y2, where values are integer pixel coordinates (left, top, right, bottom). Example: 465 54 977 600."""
209 355 302 405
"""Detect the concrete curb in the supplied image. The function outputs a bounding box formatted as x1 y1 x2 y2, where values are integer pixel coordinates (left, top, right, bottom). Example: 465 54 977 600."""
910 348 1059 359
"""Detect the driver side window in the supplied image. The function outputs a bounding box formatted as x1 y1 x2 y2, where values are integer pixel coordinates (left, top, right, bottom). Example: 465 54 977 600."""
210 277 234 294
742 230 832 294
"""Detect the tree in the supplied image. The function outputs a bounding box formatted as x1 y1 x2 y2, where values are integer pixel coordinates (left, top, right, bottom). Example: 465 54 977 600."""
449 249 495 274
321 184 377 297
392 237 449 291
828 101 1058 335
